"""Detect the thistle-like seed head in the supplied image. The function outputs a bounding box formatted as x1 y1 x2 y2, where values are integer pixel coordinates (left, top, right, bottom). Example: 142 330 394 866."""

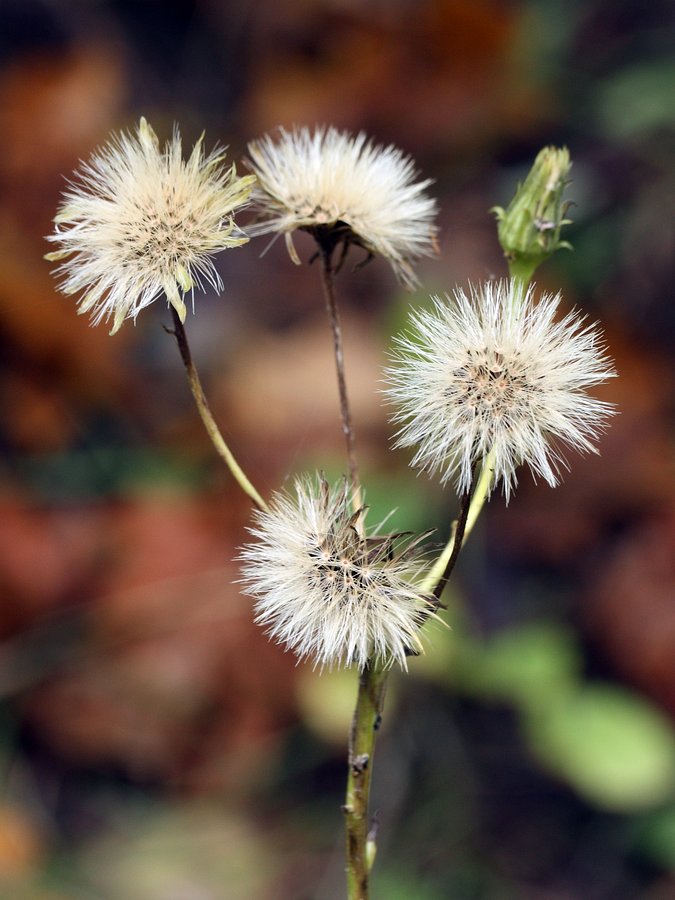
245 126 438 287
240 475 436 670
46 118 255 333
385 280 616 501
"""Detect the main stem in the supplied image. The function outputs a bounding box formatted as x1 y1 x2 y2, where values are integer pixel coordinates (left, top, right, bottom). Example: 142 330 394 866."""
344 663 388 900
318 248 362 511
169 307 267 512
343 477 475 900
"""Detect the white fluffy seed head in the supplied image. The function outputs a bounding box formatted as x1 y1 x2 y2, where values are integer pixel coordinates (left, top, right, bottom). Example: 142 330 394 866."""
46 118 256 333
385 280 616 501
245 126 438 287
239 475 436 671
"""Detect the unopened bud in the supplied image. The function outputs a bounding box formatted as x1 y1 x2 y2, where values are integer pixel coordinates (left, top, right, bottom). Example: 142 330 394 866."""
492 147 573 279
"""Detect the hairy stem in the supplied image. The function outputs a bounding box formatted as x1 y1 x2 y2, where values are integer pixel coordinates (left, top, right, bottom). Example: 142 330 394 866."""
168 307 267 511
344 663 388 900
318 248 362 511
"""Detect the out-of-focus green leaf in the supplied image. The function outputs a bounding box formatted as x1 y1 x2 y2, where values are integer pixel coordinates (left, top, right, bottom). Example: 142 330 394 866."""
595 61 675 138
359 466 444 536
454 621 581 710
527 685 675 811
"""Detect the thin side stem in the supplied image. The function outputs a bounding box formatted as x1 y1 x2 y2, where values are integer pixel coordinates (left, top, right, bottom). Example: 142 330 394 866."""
433 481 475 600
464 451 494 538
318 248 362 511
168 307 267 511
430 471 477 603
421 453 494 595
344 663 388 900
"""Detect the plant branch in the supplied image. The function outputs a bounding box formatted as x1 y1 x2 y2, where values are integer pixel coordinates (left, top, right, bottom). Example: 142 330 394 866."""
168 307 267 511
431 487 473 601
317 246 362 511
420 455 493 597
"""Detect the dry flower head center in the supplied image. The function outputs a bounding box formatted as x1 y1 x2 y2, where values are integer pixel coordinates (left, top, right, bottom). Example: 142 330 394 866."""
113 192 203 271
451 345 537 430
308 526 381 608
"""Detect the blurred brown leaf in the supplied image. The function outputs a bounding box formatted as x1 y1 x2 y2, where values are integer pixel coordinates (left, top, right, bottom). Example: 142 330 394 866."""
20 492 298 787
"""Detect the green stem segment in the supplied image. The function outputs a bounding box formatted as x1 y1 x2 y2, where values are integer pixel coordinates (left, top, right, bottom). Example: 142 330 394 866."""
421 454 494 595
430 475 476 603
344 663 388 900
507 257 537 292
169 307 267 512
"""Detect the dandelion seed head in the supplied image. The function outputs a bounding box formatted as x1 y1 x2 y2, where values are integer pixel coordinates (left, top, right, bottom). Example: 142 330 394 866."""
46 118 256 333
245 126 438 287
239 475 435 670
385 280 616 501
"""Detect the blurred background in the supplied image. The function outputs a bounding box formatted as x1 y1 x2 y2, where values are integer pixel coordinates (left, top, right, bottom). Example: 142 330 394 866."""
0 1 674 897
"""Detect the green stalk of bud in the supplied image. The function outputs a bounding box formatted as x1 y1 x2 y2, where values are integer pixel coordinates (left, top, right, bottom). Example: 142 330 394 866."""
492 146 573 284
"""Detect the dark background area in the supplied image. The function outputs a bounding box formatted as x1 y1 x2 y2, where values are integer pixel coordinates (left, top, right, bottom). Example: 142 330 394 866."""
0 1 673 897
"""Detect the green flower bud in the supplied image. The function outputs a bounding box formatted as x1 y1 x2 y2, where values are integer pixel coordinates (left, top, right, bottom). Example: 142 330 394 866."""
492 146 573 282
